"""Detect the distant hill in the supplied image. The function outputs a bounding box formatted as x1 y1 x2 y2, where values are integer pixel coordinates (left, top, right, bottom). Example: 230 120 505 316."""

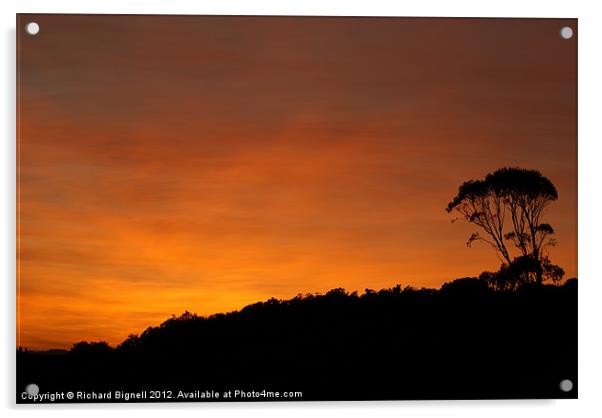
17 277 578 402
22 349 68 356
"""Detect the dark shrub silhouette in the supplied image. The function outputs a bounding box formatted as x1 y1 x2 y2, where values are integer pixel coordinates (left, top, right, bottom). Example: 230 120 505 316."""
480 255 566 291
440 276 490 296
17 278 577 402
71 341 112 356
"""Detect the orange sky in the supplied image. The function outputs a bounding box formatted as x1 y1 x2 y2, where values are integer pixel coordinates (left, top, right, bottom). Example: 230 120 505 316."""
17 15 577 350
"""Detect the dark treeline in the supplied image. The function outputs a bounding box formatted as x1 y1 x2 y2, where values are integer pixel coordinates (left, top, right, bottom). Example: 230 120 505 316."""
17 277 577 402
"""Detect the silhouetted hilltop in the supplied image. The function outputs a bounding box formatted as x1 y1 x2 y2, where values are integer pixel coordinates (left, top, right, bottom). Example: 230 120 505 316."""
17 278 577 402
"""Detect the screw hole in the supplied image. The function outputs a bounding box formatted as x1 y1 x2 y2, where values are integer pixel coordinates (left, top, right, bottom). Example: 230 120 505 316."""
25 383 39 396
560 26 573 40
559 379 573 392
25 22 40 36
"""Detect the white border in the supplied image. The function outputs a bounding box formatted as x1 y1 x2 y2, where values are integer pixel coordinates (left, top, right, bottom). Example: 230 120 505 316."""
3 1 601 417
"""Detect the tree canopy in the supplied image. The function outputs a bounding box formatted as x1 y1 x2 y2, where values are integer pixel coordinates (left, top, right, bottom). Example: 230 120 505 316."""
447 167 562 286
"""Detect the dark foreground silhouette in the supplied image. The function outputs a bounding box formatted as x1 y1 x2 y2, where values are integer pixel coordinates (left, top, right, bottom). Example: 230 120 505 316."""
17 278 577 402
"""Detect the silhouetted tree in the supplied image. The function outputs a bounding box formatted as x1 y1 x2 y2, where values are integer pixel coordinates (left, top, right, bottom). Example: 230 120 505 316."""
542 256 565 283
480 255 565 291
447 167 561 285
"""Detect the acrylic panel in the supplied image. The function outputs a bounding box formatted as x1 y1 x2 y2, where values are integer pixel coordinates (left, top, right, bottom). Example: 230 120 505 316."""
16 14 578 403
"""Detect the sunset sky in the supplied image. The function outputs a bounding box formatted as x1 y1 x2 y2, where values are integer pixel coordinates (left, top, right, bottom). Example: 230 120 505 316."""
17 15 577 349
